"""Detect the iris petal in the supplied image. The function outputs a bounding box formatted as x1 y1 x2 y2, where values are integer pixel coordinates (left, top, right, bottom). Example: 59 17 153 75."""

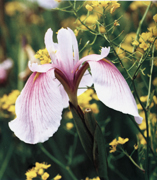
88 60 142 124
9 70 64 144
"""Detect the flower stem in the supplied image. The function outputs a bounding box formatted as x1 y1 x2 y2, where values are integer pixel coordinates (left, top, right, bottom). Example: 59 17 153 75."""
39 144 77 180
121 148 145 173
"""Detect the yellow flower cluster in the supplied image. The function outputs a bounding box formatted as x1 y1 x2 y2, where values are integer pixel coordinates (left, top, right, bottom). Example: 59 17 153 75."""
137 95 157 145
25 162 51 180
85 1 121 14
109 137 129 153
5 1 27 16
25 162 61 180
34 49 52 65
132 14 157 51
0 90 20 115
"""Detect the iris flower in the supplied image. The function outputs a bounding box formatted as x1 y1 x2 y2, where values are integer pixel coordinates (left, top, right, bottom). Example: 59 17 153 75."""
9 28 142 144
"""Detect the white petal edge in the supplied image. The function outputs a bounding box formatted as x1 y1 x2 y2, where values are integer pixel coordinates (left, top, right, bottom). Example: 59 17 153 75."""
28 61 54 73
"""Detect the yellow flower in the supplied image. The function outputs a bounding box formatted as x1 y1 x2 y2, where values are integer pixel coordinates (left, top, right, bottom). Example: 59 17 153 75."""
41 172 49 180
137 103 143 110
89 103 99 114
153 14 157 23
25 168 37 180
134 144 138 150
110 2 120 14
132 40 139 46
74 29 79 36
109 145 117 153
139 42 150 51
148 26 157 37
99 26 106 33
38 168 44 175
114 20 120 26
109 137 129 153
109 138 118 146
34 49 51 65
53 174 62 180
85 4 93 11
140 95 148 102
35 162 51 171
66 122 74 130
117 137 129 144
65 111 73 119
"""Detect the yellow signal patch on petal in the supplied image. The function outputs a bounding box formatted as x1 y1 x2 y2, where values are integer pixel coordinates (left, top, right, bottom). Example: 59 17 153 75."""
33 72 40 83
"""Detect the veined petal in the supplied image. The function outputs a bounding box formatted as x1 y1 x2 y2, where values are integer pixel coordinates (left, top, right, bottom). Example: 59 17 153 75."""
88 60 142 124
58 84 69 108
67 28 79 63
57 28 74 79
77 70 93 96
44 28 58 63
9 70 64 144
28 61 54 73
73 47 110 73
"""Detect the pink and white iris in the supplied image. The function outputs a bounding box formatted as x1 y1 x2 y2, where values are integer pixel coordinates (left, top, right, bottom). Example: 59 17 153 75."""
9 28 142 144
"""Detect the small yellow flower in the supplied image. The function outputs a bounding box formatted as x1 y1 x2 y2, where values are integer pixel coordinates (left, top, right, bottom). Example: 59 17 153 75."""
117 137 129 144
38 168 44 175
85 4 93 11
139 42 150 51
89 103 99 114
134 144 138 150
132 40 139 46
53 174 62 180
140 95 148 102
66 122 74 130
25 168 37 180
110 2 120 14
41 172 49 180
153 14 157 23
35 162 51 170
74 29 79 36
109 145 117 153
109 138 118 146
114 20 120 26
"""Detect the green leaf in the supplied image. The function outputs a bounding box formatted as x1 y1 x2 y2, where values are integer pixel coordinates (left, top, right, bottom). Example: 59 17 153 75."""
84 109 108 180
69 102 93 162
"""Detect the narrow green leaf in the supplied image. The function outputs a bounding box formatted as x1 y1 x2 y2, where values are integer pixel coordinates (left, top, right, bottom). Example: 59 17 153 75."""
69 102 93 162
93 124 108 180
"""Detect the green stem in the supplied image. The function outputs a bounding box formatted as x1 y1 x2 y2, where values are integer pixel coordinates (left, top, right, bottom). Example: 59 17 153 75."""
0 143 14 180
146 45 155 109
121 148 145 173
39 144 77 180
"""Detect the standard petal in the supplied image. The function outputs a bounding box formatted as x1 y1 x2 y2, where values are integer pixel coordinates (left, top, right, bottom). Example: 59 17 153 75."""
88 60 142 124
44 28 58 62
57 28 74 79
67 28 79 63
28 61 54 73
9 70 64 144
